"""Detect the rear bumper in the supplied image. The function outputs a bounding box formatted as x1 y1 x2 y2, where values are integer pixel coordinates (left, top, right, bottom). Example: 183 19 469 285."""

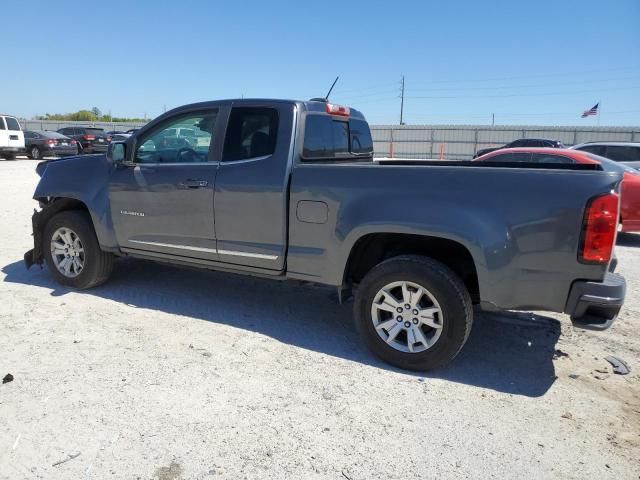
48 147 79 156
564 272 626 330
0 146 21 153
82 143 108 153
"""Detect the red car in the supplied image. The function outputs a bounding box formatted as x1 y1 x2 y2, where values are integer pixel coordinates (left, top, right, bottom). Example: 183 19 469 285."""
473 147 640 233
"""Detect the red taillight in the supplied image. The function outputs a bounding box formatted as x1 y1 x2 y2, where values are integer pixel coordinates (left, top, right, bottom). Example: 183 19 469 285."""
69 139 77 144
326 103 350 117
580 192 619 264
82 134 95 140
45 139 58 145
107 136 112 142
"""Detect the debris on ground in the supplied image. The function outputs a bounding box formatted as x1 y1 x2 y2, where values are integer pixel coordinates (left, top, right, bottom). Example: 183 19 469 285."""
2 373 13 384
568 373 580 379
561 412 573 420
553 349 569 359
52 452 81 467
605 355 630 375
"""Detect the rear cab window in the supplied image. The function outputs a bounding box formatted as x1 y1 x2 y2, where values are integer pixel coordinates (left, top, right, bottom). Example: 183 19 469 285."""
302 114 373 160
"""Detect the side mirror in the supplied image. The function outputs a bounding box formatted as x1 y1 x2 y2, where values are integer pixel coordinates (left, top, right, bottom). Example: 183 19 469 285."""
107 142 126 164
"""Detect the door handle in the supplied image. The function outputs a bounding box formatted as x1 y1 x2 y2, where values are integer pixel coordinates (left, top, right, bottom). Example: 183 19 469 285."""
178 179 208 189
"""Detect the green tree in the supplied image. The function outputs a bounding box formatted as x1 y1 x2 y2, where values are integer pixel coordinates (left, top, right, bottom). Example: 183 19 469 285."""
91 107 102 118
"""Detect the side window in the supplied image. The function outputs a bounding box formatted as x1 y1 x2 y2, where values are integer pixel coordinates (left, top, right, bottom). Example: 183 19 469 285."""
508 139 526 148
604 146 640 162
531 153 574 164
484 152 532 162
135 110 218 164
0 118 5 130
578 145 605 156
24 131 35 139
222 107 278 161
5 117 21 131
350 118 374 155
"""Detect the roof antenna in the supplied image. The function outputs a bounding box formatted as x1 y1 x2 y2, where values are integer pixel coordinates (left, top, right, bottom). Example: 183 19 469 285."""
325 76 339 100
310 76 339 102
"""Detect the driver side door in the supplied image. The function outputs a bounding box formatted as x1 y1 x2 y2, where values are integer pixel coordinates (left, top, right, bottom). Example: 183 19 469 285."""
109 108 223 261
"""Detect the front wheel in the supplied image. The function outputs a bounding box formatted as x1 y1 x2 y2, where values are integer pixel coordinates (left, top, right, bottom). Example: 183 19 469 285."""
43 210 114 289
354 255 473 371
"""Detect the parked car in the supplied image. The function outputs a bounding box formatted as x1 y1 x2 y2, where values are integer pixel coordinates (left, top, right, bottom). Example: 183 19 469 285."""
571 142 640 169
24 99 626 371
473 138 564 158
0 114 25 160
56 126 110 154
24 130 79 159
473 147 640 232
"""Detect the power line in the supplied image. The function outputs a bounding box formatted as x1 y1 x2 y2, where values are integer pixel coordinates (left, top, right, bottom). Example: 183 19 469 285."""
408 76 640 93
402 66 640 86
407 85 640 100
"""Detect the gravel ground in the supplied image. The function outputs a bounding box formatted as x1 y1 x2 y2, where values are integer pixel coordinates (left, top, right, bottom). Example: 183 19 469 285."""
0 159 638 480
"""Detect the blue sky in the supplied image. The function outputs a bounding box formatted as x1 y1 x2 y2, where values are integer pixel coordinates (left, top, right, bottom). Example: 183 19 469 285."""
3 0 639 126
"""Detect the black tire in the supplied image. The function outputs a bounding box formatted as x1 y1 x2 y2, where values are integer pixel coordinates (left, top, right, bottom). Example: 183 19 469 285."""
354 255 473 371
43 210 114 289
1 153 16 160
30 146 41 160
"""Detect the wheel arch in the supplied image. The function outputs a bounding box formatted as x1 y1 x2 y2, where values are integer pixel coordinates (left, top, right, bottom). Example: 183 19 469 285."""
343 232 481 304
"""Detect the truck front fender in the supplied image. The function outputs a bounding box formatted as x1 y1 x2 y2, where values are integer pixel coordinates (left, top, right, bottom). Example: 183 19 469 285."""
32 155 118 250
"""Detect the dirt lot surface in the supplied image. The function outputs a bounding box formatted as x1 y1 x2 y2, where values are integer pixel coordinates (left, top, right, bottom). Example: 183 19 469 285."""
0 159 639 479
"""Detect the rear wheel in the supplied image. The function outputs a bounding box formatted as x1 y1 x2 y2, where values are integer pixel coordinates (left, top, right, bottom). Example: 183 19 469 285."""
354 255 473 371
43 210 114 289
29 146 41 160
1 153 16 160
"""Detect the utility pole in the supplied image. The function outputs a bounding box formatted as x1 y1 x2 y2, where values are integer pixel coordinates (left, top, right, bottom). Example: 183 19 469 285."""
399 75 405 125
492 113 495 127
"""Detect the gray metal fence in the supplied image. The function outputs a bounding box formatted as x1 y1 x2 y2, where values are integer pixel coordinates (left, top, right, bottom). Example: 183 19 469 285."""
371 125 640 160
19 119 640 160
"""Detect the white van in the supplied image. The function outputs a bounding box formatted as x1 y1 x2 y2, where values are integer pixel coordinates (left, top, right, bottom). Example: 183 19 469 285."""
0 115 25 160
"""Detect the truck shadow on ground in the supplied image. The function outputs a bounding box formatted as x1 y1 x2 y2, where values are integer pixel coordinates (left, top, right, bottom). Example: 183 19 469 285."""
3 258 561 397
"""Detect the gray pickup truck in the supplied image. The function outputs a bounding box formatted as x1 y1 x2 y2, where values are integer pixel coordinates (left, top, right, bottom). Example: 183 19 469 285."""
24 99 626 371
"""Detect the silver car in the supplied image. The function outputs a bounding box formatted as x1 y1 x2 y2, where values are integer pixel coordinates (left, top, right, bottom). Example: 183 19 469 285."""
570 142 640 169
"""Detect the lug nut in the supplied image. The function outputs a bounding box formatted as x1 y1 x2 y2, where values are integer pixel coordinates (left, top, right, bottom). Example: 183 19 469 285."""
412 318 419 324
396 316 403 322
404 321 411 328
397 307 403 313
413 309 419 315
404 304 411 309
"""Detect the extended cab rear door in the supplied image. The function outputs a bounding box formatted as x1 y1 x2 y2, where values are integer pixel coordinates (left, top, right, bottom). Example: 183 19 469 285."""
212 102 295 271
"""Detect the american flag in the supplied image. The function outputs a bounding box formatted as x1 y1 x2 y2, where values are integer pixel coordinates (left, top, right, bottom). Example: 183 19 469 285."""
581 103 599 118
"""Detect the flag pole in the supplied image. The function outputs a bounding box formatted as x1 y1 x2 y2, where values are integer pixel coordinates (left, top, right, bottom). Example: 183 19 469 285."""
597 100 601 126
